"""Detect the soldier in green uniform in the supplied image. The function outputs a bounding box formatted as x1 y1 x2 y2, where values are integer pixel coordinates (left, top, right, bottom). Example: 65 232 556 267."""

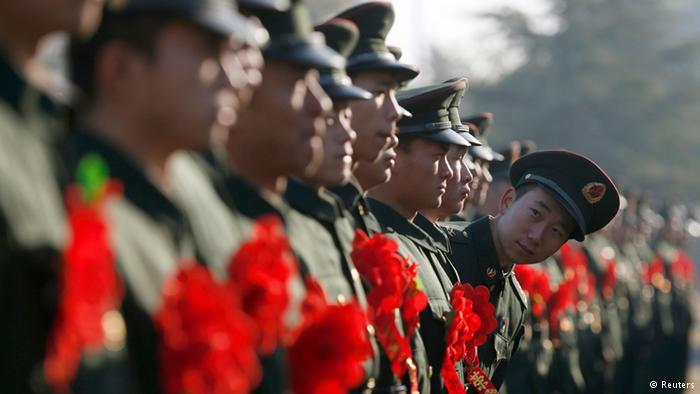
443 150 620 391
0 1 104 392
327 1 419 236
368 79 473 393
64 0 265 391
460 113 505 220
282 18 419 394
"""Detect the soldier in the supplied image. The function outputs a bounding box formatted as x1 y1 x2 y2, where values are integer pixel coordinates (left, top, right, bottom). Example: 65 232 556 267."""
368 79 472 393
443 150 620 391
418 76 477 224
327 1 419 236
278 18 390 393
64 0 265 392
0 1 104 392
460 113 505 219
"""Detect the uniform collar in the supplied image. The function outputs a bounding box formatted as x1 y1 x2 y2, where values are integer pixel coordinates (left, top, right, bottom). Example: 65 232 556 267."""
466 215 512 285
414 213 450 253
73 131 188 231
221 173 290 221
0 51 60 116
284 178 341 223
328 175 364 212
367 197 437 252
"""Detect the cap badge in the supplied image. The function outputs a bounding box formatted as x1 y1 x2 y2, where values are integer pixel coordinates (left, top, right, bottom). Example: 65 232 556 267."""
582 182 606 204
486 267 497 278
525 173 532 180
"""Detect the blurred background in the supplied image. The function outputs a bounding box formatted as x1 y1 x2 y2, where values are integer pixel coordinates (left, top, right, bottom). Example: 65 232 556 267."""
309 0 700 203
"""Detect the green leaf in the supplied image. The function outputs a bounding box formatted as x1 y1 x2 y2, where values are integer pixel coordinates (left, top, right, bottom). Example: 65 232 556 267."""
76 153 109 204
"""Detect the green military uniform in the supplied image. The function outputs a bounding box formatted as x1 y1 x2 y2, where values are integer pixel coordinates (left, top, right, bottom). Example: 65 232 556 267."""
65 131 201 393
0 49 69 394
447 149 621 391
442 217 528 390
369 198 465 393
367 79 477 393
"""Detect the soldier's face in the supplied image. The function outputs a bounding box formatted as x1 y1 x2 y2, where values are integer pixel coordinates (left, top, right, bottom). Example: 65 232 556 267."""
349 70 402 164
353 146 397 190
495 186 575 265
231 60 330 177
307 102 356 186
393 138 453 211
137 22 242 151
7 0 104 37
435 146 473 216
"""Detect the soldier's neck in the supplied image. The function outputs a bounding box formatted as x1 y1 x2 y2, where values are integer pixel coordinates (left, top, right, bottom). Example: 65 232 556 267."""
490 216 514 270
84 111 176 196
228 156 288 196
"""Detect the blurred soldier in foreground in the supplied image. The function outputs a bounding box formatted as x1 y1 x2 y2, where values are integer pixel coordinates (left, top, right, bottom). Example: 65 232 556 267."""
0 0 104 392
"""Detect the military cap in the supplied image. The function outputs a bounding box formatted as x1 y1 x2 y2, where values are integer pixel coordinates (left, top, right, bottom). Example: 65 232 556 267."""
314 19 372 101
443 77 481 146
334 2 419 83
105 0 268 48
489 140 522 178
241 0 344 69
510 150 620 241
463 112 505 162
395 79 471 147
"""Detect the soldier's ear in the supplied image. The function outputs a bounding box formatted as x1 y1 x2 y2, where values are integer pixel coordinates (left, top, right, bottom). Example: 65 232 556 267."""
499 186 516 214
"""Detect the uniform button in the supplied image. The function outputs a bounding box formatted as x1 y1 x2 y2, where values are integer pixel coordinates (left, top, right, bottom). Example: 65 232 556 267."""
387 226 395 233
351 268 361 282
441 314 448 322
337 294 347 304
429 366 433 378
102 310 127 351
358 205 366 215
486 267 497 278
462 230 469 237
366 378 376 389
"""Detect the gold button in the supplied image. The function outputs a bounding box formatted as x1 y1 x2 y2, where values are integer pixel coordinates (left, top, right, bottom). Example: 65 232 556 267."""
429 366 433 378
337 294 347 304
102 310 126 351
366 378 376 389
486 267 497 278
358 204 366 215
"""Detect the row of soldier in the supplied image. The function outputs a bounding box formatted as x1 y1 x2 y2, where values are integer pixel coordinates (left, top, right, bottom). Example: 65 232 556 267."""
0 0 693 393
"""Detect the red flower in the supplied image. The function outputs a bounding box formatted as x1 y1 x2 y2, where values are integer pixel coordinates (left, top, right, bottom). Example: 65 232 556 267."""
351 230 408 313
350 230 428 380
155 264 261 394
547 278 576 336
514 265 552 318
459 284 497 349
44 181 123 392
289 278 372 394
401 262 428 341
228 215 297 354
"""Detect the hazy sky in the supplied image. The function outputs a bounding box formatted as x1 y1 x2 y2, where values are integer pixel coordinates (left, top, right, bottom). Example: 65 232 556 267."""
307 0 555 83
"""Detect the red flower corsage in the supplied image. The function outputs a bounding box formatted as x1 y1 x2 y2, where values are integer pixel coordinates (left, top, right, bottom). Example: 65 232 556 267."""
44 154 124 392
155 263 261 394
228 214 298 354
288 277 373 394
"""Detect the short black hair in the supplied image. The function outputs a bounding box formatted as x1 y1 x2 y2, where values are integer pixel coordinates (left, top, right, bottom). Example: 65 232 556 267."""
69 11 177 110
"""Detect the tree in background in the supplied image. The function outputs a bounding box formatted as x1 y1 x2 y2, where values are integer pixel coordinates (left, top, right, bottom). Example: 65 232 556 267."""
448 0 700 199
